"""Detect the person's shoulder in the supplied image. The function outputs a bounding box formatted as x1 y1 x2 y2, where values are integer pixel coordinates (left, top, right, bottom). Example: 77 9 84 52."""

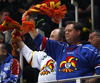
58 41 67 45
82 44 96 49
81 44 99 53
7 54 19 62
34 51 47 55
56 41 68 47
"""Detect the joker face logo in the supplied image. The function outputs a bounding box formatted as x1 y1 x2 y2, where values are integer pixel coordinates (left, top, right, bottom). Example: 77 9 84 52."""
59 56 78 73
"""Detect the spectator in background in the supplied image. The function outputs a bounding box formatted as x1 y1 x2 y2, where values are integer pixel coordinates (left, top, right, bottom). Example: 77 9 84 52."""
0 42 21 83
0 8 10 25
0 8 12 45
50 27 66 42
88 29 100 51
50 28 60 41
0 9 12 54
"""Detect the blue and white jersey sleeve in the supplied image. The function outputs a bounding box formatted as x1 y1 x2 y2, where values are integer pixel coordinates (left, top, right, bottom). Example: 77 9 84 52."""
81 45 100 75
94 53 100 75
33 33 67 61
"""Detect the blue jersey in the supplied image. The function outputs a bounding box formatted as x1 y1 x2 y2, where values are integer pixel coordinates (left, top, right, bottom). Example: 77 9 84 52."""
33 33 100 83
0 53 21 83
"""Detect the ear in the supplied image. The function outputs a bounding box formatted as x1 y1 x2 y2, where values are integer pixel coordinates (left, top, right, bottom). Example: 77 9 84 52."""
98 36 100 41
4 50 7 56
77 30 81 36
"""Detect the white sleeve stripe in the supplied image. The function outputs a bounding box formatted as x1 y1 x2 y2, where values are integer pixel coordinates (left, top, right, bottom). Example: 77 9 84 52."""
95 66 100 69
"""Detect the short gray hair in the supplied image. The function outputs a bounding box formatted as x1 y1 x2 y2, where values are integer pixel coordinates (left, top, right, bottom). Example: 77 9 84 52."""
91 29 100 36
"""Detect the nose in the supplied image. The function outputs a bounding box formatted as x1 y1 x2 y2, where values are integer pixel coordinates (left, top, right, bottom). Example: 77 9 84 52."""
88 38 91 43
65 31 69 37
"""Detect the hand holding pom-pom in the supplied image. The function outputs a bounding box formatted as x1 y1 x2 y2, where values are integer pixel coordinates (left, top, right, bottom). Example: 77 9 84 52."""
11 29 23 56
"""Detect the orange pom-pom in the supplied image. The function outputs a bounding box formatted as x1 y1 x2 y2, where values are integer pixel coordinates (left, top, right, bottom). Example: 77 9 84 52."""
21 21 35 33
38 4 67 24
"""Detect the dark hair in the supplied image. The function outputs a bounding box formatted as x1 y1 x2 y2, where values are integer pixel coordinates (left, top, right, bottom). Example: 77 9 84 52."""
66 21 83 31
0 8 11 15
0 42 7 52
58 27 66 42
66 21 84 41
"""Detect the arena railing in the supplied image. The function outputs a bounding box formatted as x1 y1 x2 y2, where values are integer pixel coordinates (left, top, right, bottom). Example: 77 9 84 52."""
91 0 94 30
43 75 100 83
71 0 78 22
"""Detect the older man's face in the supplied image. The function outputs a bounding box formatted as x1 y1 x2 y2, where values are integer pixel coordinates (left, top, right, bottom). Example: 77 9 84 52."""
88 32 100 49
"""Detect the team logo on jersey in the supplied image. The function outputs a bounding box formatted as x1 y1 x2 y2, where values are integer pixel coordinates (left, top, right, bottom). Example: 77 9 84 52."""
40 59 55 75
59 56 78 73
4 66 10 71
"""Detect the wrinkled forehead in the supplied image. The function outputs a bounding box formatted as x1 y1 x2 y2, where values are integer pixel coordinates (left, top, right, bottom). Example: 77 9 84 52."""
90 32 97 37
